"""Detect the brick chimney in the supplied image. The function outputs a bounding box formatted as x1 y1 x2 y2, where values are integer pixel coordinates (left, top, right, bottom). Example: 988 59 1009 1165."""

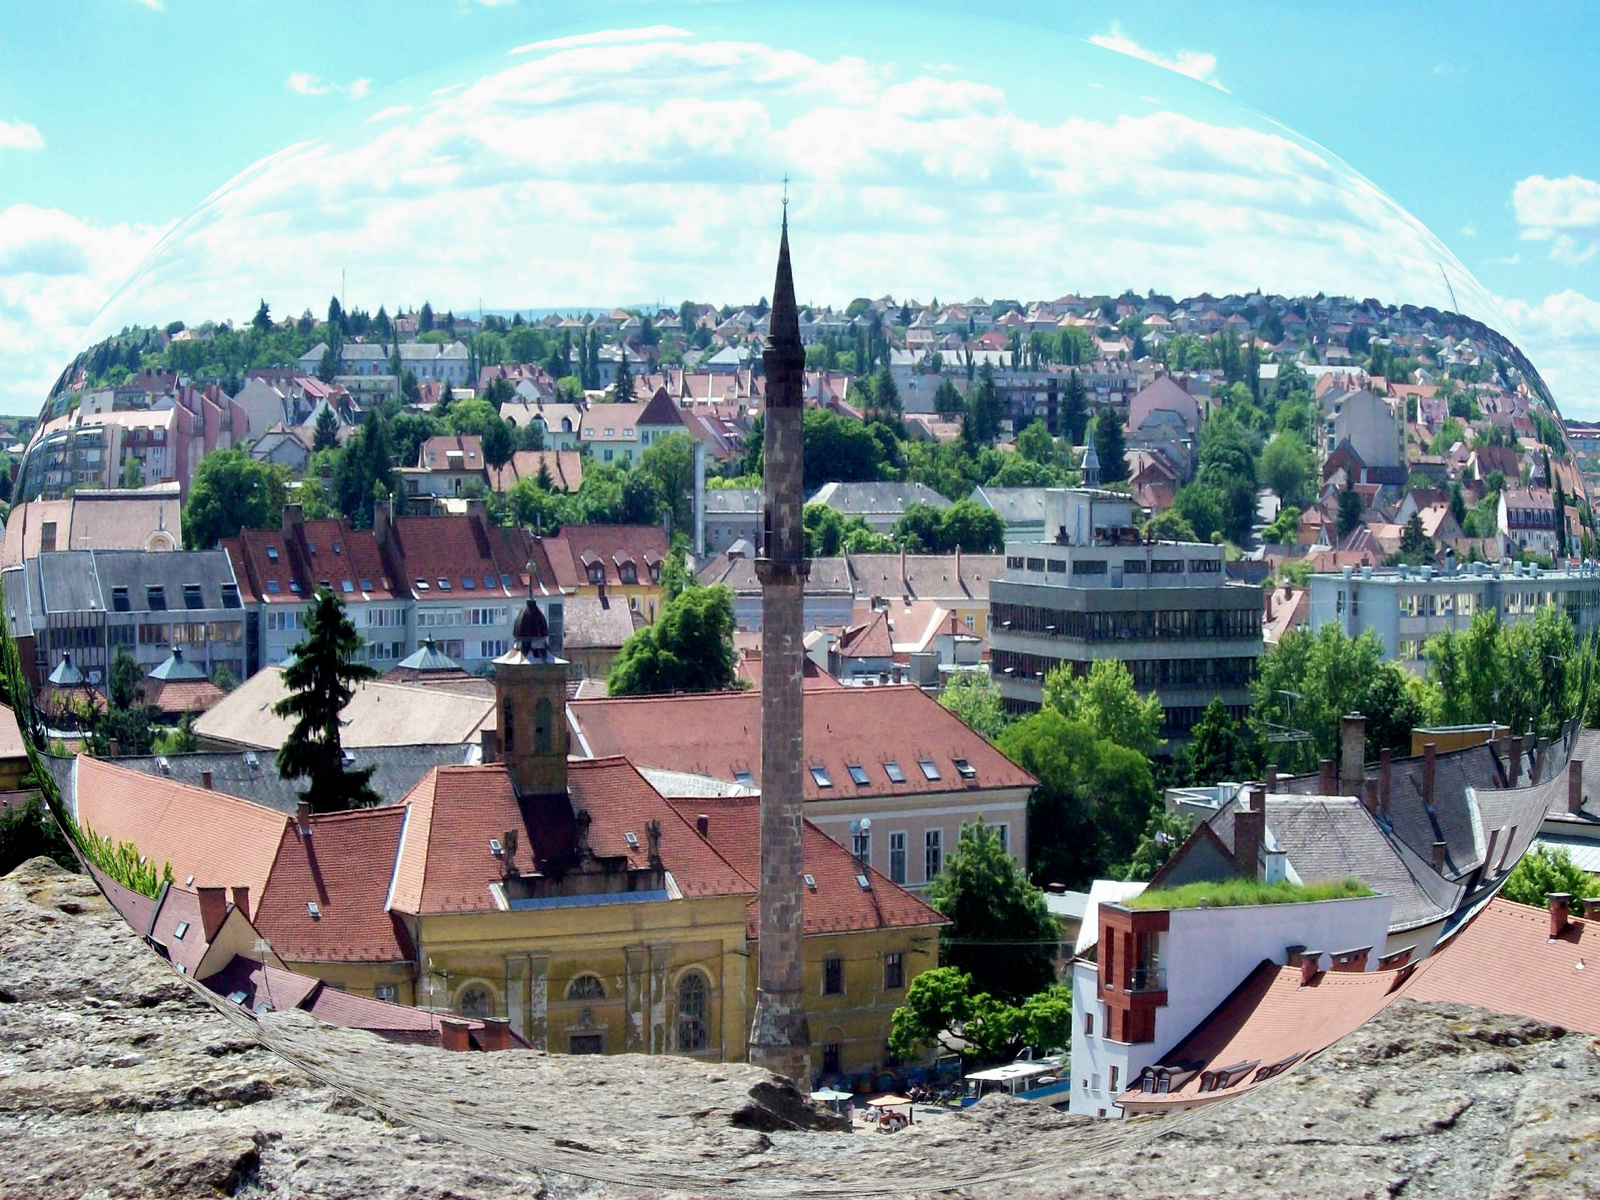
1299 951 1322 987
1583 897 1600 920
296 800 312 838
1340 714 1366 797
1363 779 1379 817
1318 758 1336 796
197 886 229 941
231 886 250 921
1510 735 1523 786
1570 760 1586 815
1379 748 1392 819
476 1017 511 1052
1431 841 1447 871
281 502 304 537
1234 803 1266 881
1422 742 1437 810
1550 892 1572 939
1264 765 1278 793
438 1017 471 1052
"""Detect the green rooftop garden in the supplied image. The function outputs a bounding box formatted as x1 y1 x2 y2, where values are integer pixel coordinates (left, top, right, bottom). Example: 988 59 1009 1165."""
1125 877 1375 911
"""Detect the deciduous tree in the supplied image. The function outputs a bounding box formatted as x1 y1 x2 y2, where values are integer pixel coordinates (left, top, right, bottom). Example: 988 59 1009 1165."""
184 450 288 549
607 585 737 696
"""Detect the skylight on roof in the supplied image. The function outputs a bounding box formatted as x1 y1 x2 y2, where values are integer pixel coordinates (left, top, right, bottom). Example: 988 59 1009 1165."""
810 766 833 788
173 921 189 940
884 761 906 784
359 579 373 592
463 576 476 590
341 580 353 594
265 546 279 562
733 769 753 785
804 874 817 890
919 759 942 781
307 901 321 919
438 578 451 591
485 575 497 590
847 763 870 786
266 580 280 593
416 579 429 591
953 757 976 780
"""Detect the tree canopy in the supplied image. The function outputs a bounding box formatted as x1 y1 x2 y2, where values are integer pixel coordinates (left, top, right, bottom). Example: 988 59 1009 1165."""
607 585 737 697
183 450 288 549
274 589 380 811
888 967 1071 1066
927 820 1060 1001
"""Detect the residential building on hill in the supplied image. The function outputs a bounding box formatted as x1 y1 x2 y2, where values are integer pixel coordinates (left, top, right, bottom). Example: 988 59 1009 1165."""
987 489 1261 739
2 488 181 570
578 392 685 465
567 685 1036 889
702 487 762 556
532 524 670 622
1308 559 1600 668
223 507 407 671
807 481 953 534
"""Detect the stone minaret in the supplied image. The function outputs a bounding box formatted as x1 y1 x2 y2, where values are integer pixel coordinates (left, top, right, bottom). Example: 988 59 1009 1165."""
748 212 812 1084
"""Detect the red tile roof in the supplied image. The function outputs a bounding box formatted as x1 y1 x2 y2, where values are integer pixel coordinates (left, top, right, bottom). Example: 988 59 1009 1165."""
1119 962 1405 1111
836 610 894 660
256 806 413 964
569 686 1036 801
224 517 397 605
417 434 485 472
1400 898 1600 1035
537 524 669 591
384 514 533 600
145 678 226 716
74 756 288 905
487 450 584 493
667 795 943 938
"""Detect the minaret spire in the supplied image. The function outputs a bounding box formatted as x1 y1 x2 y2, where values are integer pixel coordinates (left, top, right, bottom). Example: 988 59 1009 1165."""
748 207 811 1085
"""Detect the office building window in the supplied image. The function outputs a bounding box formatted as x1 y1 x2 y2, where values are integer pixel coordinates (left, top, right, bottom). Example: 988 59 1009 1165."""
822 1042 841 1076
889 832 907 884
925 829 943 881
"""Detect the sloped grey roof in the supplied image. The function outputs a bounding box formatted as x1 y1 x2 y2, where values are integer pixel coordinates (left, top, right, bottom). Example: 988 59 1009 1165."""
37 551 103 614
393 638 464 674
1265 796 1459 930
972 487 1050 526
103 744 481 812
89 549 238 611
147 648 207 682
562 594 641 651
807 481 954 516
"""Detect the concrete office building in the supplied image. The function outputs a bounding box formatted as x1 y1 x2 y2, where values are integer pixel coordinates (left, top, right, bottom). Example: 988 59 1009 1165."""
987 489 1262 740
1309 559 1600 669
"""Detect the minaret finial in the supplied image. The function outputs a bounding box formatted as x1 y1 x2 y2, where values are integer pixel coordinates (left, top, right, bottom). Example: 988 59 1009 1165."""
782 173 789 213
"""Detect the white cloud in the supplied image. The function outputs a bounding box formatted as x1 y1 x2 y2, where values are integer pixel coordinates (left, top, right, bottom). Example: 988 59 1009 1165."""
1551 234 1598 266
1514 174 1600 230
1089 24 1225 90
1461 224 1476 237
0 205 161 413
285 72 372 100
510 25 692 55
0 119 44 152
368 104 412 124
1500 290 1600 418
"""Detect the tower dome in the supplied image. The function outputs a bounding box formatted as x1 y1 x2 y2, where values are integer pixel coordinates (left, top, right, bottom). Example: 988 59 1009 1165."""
513 597 550 652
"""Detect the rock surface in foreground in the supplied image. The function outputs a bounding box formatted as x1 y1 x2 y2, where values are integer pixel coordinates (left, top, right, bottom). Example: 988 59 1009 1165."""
6 856 1600 1199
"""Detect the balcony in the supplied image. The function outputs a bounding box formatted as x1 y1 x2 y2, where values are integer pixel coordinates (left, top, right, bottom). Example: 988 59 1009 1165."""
1123 965 1166 994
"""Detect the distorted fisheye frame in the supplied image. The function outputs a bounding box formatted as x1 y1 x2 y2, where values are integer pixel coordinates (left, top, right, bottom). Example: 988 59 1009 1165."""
5 5 1600 1197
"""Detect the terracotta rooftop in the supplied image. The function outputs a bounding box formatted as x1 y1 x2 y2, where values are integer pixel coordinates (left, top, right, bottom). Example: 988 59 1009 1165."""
74 755 289 905
1119 961 1406 1111
487 449 584 494
223 516 396 605
537 524 669 591
1402 898 1600 1035
568 686 1036 801
383 513 533 600
256 806 413 964
836 610 895 661
667 795 943 939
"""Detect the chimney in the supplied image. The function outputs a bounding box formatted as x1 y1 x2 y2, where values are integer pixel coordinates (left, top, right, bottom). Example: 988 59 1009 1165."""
1340 714 1366 797
1300 951 1322 987
281 502 304 536
1379 749 1392 818
900 544 908 589
296 801 312 838
1570 760 1586 815
645 818 663 870
1234 805 1266 880
1550 893 1572 939
1284 944 1307 967
466 496 488 528
1265 765 1278 793
1533 738 1549 785
1363 779 1379 817
502 828 518 873
477 1017 512 1052
231 885 250 920
1318 758 1336 796
1431 841 1447 871
1583 898 1600 921
197 886 228 942
200 770 213 790
1422 742 1437 810
374 495 393 554
696 813 710 839
1510 735 1523 786
438 1016 472 1052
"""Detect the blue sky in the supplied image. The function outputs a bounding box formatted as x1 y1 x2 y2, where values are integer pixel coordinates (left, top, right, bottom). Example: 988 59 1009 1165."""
2 0 1598 415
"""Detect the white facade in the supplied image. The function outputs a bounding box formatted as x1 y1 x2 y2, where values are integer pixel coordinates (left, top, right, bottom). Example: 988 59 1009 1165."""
1069 892 1393 1118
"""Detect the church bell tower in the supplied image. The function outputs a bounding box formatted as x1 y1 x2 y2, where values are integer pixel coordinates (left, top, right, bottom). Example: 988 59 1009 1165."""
494 598 569 797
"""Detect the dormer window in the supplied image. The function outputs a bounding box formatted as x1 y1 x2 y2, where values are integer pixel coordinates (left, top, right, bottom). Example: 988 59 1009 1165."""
112 586 130 612
183 584 203 610
265 546 279 563
146 586 167 611
587 564 604 584
648 562 661 583
619 564 637 585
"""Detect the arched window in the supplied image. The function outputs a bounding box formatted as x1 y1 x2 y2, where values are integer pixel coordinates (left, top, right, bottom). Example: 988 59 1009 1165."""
457 983 494 1019
677 971 708 1052
502 698 515 752
534 696 552 755
567 974 605 1001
